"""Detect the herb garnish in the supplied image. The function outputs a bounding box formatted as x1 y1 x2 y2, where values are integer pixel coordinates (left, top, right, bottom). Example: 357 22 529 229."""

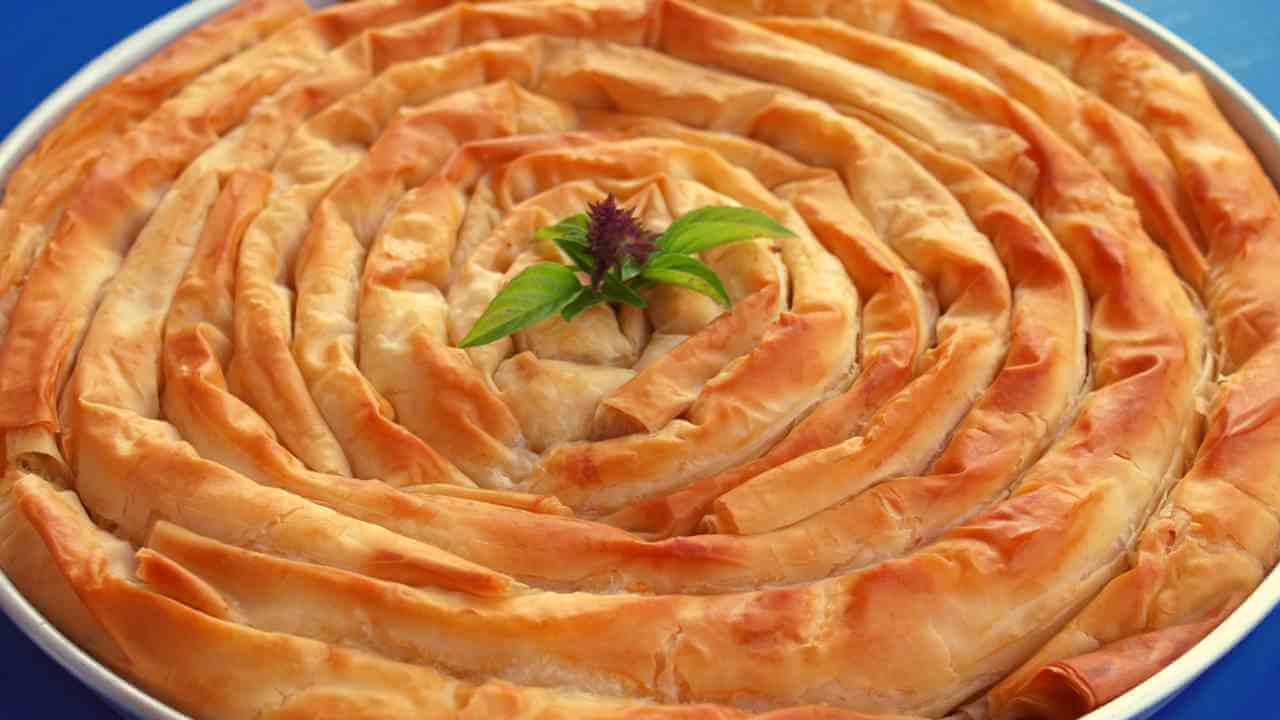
458 195 794 348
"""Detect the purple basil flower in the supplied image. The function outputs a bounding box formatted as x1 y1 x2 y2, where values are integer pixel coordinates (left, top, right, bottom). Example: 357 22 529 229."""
586 194 658 289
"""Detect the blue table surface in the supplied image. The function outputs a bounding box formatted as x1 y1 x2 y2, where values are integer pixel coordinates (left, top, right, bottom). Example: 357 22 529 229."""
3 1 1280 718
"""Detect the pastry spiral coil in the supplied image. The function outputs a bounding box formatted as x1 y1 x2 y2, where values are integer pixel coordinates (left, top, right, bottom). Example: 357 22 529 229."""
0 1 1273 718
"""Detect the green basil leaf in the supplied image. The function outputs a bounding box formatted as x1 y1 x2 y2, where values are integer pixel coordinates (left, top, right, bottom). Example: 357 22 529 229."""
640 254 731 306
554 236 595 275
554 227 590 246
458 263 583 347
602 274 648 308
561 287 604 321
620 255 645 282
534 213 589 243
657 206 794 255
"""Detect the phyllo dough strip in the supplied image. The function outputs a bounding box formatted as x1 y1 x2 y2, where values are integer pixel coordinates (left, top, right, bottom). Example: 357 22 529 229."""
437 136 853 511
900 0 1280 714
59 163 509 597
0 0 307 338
0 0 464 470
693 0 1209 292
530 52 1000 521
13 471 903 720
588 116 934 539
290 80 576 487
230 0 659 479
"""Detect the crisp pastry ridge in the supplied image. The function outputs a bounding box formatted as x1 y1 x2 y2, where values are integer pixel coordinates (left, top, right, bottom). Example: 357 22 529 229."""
0 0 1274 718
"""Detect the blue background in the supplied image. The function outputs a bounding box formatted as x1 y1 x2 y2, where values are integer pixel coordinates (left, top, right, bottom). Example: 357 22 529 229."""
1 1 1279 718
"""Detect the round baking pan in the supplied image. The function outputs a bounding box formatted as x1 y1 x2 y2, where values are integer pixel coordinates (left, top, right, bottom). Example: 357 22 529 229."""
1 1 1277 718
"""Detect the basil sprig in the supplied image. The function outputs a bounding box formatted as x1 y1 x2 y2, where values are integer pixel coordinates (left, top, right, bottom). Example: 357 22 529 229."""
458 196 794 348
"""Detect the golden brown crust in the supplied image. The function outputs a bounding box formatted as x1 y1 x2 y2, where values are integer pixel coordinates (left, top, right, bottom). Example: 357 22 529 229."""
998 619 1220 720
595 284 782 439
17 471 906 720
695 0 1208 291
0 471 126 669
894 2 1280 714
0 0 306 343
0 0 462 445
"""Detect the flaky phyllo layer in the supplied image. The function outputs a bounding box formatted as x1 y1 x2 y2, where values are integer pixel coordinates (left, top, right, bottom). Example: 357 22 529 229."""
0 0 1274 717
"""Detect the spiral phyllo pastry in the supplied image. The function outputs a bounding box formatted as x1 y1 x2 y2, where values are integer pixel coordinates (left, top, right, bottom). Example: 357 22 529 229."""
0 1 1274 718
